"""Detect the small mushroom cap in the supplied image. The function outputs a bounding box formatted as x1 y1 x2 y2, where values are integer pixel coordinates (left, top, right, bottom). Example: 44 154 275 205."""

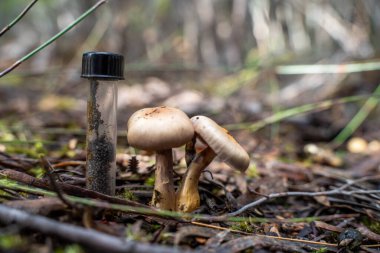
128 106 194 151
191 115 250 172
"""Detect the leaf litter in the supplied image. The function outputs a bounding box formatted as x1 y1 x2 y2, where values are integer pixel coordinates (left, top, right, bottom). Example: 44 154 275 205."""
0 77 379 252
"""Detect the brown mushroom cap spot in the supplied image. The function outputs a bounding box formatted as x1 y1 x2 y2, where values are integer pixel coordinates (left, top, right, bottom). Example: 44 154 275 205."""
191 115 250 172
127 106 194 151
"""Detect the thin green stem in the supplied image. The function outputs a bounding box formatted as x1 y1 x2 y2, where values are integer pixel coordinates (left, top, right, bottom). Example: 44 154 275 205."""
332 83 380 146
0 0 39 37
0 0 107 78
269 76 281 139
224 95 368 132
0 178 343 224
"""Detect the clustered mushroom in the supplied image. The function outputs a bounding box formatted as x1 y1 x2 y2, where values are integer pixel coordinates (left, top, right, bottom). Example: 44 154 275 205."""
127 107 250 212
176 115 250 212
127 106 194 211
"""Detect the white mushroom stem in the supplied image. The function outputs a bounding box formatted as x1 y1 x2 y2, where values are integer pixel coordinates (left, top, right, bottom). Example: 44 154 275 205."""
152 149 176 211
176 147 216 212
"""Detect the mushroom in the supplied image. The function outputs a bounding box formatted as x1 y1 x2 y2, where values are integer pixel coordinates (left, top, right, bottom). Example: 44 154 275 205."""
127 106 194 210
176 115 250 212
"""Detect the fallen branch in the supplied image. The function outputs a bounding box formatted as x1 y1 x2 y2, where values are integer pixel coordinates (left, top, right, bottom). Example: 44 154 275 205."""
0 152 38 170
0 204 196 253
0 169 147 208
40 156 77 209
1 176 362 224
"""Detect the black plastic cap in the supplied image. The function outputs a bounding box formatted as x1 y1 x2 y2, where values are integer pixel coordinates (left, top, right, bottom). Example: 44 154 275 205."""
81 52 124 80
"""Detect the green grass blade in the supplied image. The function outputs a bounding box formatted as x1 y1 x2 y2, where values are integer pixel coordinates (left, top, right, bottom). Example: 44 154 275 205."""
0 0 39 37
0 0 107 78
332 83 380 146
225 95 367 132
276 61 380 75
0 177 341 224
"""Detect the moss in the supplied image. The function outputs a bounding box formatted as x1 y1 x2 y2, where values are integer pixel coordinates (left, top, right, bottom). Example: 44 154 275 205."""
144 176 155 186
362 217 380 234
4 141 47 158
28 167 46 179
0 189 14 198
0 234 25 250
245 164 258 179
119 189 136 201
313 248 328 253
54 244 85 253
150 224 162 231
230 221 255 233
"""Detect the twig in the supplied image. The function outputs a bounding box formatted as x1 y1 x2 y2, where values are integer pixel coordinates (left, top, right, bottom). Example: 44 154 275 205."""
227 189 380 217
313 218 354 242
0 169 146 208
52 161 86 168
352 223 380 242
0 204 197 253
0 176 363 224
191 221 337 248
0 0 107 78
0 177 188 221
0 152 38 170
327 197 380 212
40 156 76 209
215 235 311 253
192 214 359 230
225 175 380 217
192 220 380 249
0 0 39 37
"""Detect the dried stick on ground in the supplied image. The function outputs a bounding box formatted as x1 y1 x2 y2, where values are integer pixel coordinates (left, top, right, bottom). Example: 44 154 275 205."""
40 156 77 209
0 169 147 208
227 175 380 217
0 204 197 253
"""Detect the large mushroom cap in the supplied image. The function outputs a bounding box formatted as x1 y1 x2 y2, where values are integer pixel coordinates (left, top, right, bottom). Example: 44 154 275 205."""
128 106 194 151
191 115 250 172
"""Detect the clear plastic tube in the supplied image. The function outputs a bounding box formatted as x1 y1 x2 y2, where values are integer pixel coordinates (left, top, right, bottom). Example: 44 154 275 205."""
86 79 117 195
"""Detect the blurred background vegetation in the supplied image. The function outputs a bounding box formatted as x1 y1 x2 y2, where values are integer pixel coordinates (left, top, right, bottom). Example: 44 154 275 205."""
2 0 380 70
1 0 380 155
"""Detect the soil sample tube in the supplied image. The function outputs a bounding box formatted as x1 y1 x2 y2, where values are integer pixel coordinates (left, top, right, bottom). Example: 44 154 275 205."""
81 52 124 195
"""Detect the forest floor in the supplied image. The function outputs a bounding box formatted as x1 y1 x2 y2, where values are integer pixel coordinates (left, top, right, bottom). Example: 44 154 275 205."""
0 69 379 253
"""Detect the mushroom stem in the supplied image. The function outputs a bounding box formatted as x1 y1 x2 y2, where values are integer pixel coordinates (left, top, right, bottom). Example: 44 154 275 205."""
152 149 176 211
176 147 216 212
